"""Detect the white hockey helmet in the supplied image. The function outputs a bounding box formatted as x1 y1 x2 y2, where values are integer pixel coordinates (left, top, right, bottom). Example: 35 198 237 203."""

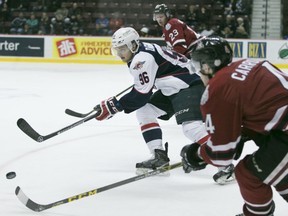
111 27 140 54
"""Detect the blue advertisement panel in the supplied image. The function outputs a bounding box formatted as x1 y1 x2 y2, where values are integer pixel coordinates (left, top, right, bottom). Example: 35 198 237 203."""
229 41 243 58
247 42 267 58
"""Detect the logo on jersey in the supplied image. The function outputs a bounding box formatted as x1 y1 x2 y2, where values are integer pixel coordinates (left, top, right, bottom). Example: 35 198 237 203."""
165 23 171 30
133 61 145 70
200 85 209 105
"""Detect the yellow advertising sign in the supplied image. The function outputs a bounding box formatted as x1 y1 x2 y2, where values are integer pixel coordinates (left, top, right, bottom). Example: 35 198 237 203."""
53 37 115 60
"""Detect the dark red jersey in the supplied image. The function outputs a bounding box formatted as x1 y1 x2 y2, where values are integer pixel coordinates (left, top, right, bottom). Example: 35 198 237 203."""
163 18 203 55
200 59 288 167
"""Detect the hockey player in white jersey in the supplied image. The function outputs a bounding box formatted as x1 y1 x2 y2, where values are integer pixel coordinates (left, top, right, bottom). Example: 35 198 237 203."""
95 27 233 184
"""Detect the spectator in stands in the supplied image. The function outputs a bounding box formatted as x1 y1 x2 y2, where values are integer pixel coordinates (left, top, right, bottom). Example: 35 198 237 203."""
185 4 199 28
8 0 30 12
50 2 72 35
22 23 30 34
54 2 69 19
68 2 83 18
63 17 72 35
108 12 124 36
0 2 11 22
0 2 10 33
140 26 150 37
38 12 51 34
219 26 234 38
219 0 233 8
219 14 236 37
70 14 85 35
26 12 39 34
31 0 47 12
47 0 61 12
224 4 234 16
50 13 66 35
197 5 211 27
234 16 249 38
232 0 251 16
92 13 109 36
200 23 215 37
10 12 26 34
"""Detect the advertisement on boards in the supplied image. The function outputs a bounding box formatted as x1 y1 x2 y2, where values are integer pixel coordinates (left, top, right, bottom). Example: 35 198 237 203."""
0 37 44 57
53 37 114 60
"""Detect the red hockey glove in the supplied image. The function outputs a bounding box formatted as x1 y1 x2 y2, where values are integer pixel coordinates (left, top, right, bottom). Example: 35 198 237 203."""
95 97 123 121
180 143 207 173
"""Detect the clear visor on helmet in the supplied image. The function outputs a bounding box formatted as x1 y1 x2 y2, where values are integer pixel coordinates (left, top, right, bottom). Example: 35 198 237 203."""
111 44 131 57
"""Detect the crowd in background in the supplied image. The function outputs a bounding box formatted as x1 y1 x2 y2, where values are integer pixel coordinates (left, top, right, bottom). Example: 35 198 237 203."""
0 0 286 39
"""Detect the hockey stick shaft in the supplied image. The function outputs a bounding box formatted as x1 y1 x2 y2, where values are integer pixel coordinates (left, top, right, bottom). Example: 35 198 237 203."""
17 85 134 142
15 162 182 212
17 112 98 142
65 84 134 118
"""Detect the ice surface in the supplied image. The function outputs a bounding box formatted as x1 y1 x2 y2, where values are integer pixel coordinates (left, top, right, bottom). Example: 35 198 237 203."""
0 62 287 216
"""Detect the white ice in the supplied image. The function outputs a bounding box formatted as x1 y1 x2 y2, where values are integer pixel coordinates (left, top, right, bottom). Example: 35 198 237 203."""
0 62 287 216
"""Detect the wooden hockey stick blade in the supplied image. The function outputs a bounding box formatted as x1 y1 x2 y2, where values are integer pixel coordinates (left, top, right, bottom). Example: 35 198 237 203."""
15 162 182 212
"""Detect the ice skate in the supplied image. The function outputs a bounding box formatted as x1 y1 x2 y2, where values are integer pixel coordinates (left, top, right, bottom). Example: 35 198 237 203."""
136 143 170 176
213 164 235 185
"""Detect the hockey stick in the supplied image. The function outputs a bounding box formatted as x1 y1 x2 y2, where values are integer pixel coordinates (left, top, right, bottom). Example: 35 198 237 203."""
17 85 134 142
65 84 134 118
15 162 182 212
17 112 98 142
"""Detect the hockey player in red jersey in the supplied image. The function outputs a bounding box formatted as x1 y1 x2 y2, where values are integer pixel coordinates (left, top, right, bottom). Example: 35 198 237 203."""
154 3 235 184
153 4 204 56
180 36 288 216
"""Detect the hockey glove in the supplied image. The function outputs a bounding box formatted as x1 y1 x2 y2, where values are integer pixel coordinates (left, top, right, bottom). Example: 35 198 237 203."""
180 143 207 173
95 97 123 121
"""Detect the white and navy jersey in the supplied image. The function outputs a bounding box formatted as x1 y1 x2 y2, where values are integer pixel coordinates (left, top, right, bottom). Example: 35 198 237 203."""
119 42 201 113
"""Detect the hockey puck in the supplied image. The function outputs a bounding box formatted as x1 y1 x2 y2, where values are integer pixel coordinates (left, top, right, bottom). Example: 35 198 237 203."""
6 172 16 179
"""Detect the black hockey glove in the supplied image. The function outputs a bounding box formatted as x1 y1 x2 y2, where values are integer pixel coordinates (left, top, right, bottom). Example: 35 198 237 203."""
95 97 123 121
180 143 207 173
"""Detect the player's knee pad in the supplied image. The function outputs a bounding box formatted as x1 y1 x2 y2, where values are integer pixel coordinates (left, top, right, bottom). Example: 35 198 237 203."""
182 121 208 144
136 103 166 124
